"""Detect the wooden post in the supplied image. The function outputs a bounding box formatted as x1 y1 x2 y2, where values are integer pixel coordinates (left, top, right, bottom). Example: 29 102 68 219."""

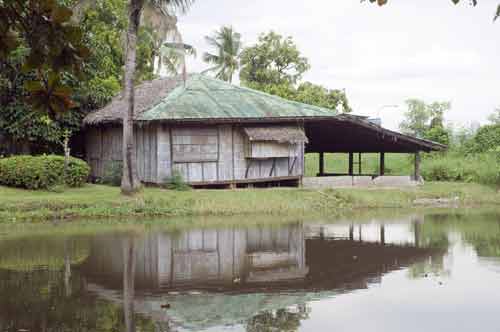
380 224 385 245
358 153 362 175
348 152 354 176
414 152 421 181
379 152 385 176
319 152 325 176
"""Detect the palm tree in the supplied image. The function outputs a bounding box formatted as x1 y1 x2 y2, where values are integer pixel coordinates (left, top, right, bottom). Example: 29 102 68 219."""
202 26 241 83
120 0 193 195
73 0 192 195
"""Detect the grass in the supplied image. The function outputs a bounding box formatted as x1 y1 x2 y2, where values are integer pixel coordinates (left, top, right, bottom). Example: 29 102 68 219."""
305 152 413 176
305 152 500 186
0 181 499 223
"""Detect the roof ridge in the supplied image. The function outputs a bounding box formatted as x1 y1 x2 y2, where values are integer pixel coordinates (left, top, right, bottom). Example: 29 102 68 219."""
191 74 336 115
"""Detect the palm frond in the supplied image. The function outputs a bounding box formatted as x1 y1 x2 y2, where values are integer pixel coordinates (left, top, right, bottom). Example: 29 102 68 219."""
202 25 242 82
202 52 220 64
163 42 196 56
149 0 194 15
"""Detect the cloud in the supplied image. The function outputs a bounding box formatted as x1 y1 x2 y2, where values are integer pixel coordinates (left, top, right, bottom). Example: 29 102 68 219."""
178 0 500 130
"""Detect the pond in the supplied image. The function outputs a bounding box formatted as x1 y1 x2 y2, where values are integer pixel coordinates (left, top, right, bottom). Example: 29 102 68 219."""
1 209 500 332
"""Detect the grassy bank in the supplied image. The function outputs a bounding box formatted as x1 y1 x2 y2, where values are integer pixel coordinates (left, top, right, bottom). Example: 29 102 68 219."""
0 182 499 223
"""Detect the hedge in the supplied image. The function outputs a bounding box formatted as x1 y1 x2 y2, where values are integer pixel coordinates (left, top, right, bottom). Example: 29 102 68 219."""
0 155 90 189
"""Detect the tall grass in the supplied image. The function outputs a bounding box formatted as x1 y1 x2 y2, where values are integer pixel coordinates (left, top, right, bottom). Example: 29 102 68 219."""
305 152 500 187
421 152 500 187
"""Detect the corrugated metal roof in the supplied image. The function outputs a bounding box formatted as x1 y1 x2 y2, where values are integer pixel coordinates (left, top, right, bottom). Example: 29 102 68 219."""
138 74 337 121
243 126 309 143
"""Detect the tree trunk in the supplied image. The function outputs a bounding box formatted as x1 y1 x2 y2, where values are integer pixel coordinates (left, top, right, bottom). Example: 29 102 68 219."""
121 0 144 195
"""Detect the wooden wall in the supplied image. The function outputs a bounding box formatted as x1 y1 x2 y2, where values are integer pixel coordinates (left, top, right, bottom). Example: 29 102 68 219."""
167 124 305 184
85 124 158 183
86 123 305 184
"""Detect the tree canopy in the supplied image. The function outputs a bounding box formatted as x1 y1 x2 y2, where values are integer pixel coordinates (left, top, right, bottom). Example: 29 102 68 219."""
0 0 89 116
240 31 310 87
400 99 451 145
239 31 350 113
0 0 170 155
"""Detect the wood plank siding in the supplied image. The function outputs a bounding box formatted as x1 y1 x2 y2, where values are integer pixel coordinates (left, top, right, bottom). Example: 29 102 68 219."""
86 124 305 185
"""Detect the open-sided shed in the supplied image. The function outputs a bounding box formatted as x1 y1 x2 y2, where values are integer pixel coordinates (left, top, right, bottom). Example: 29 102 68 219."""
83 74 444 187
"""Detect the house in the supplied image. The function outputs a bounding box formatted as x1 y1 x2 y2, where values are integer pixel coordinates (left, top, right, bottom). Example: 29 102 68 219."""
83 74 445 187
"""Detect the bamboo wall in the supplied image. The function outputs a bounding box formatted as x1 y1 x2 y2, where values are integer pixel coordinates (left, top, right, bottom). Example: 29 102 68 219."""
85 124 305 184
85 124 158 183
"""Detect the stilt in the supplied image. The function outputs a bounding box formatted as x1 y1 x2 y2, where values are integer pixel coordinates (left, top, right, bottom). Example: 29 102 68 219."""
380 152 385 176
319 152 325 176
414 152 421 181
380 224 385 245
348 152 354 176
358 153 362 175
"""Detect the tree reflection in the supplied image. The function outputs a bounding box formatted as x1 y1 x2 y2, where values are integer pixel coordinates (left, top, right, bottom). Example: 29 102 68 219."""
123 236 137 332
246 305 309 332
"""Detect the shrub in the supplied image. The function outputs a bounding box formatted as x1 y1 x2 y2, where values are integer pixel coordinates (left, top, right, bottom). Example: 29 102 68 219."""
467 124 500 153
0 155 90 189
421 152 500 187
162 171 191 191
101 160 122 186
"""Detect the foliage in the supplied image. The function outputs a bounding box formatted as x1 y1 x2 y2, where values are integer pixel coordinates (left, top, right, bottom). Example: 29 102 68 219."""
0 155 90 189
424 126 450 146
0 0 89 115
163 170 191 191
488 108 500 125
255 81 351 113
240 31 310 87
246 307 309 332
203 26 242 82
101 160 123 186
400 99 451 145
466 124 500 154
0 0 168 155
239 31 350 113
421 152 500 186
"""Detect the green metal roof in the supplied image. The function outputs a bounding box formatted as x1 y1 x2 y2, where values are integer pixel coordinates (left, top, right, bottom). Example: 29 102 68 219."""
138 74 338 121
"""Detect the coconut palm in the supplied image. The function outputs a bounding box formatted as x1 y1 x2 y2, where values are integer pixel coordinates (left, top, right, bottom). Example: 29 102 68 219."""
203 26 242 83
73 0 192 195
118 0 193 194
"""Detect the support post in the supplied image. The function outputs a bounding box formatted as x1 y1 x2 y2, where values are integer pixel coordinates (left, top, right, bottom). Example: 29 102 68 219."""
319 152 325 176
348 152 354 176
358 153 362 175
379 152 385 176
380 224 385 245
414 152 421 181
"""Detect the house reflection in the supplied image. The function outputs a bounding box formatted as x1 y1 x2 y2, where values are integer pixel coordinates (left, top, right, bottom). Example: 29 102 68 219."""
81 223 308 291
77 218 445 331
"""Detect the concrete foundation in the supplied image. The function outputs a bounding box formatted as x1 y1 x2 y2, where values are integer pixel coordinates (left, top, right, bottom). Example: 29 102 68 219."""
303 176 422 189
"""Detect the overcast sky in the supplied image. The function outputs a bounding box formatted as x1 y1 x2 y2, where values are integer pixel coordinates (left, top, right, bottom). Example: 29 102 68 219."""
177 0 500 130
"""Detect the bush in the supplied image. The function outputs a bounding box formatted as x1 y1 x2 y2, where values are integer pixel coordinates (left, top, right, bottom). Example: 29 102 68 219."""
467 124 500 154
0 155 90 189
421 153 500 187
162 171 191 191
101 160 122 186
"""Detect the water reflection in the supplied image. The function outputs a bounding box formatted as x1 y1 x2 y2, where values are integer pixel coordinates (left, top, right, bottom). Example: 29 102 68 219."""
1 210 500 332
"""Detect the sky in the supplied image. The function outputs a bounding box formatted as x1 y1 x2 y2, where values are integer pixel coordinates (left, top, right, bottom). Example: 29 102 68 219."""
177 0 500 130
